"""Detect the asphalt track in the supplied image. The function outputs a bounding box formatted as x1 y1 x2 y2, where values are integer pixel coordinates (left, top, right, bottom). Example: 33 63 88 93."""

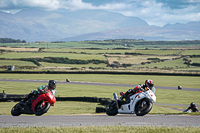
1 79 200 127
1 114 200 127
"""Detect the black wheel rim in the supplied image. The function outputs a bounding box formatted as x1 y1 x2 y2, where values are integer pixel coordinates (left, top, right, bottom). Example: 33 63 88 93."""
107 101 116 111
137 101 149 113
36 102 47 112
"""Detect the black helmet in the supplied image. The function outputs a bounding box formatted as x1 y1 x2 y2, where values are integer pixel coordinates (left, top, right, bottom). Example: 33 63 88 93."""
48 80 57 89
190 102 195 107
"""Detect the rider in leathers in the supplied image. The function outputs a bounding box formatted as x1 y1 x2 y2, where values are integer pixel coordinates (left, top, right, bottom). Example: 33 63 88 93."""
20 80 57 105
120 79 154 103
184 102 199 112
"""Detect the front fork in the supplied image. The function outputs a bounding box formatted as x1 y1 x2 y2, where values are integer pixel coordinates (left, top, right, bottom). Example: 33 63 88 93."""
113 93 119 109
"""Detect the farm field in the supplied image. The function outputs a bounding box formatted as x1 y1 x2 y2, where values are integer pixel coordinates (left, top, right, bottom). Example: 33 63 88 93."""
0 52 106 60
0 60 36 66
0 40 200 73
1 40 200 49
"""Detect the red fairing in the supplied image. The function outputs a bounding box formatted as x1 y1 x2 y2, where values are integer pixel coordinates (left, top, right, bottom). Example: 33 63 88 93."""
31 91 56 113
135 90 143 94
134 86 139 90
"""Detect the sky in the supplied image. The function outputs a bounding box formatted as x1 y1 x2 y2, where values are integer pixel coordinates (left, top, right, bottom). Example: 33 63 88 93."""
0 0 200 26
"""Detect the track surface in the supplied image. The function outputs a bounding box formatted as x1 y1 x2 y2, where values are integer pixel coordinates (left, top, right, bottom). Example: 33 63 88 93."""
0 114 200 127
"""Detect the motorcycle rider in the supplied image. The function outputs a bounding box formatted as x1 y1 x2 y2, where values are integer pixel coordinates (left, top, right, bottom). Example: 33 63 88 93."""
120 79 154 103
20 80 57 105
184 102 199 112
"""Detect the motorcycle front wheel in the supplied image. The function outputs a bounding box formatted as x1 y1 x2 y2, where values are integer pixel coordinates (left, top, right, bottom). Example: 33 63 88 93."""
35 101 50 116
106 101 118 116
11 103 21 116
135 99 153 116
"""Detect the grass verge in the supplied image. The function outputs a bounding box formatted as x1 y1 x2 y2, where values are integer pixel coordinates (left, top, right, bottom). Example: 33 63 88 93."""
0 126 200 133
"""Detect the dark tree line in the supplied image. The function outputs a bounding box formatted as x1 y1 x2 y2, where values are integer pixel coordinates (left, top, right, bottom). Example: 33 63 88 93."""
0 38 26 43
88 39 200 46
20 58 41 66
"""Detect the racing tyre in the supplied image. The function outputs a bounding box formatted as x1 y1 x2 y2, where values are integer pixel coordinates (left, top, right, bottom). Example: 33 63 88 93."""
106 101 118 116
35 101 50 116
11 103 21 116
135 99 153 116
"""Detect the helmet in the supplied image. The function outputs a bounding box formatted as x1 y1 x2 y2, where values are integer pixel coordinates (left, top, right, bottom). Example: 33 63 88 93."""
145 79 154 90
190 102 195 107
48 80 57 90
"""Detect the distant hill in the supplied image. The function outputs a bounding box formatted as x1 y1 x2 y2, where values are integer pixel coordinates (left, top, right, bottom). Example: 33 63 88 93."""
62 25 200 41
163 21 200 32
0 9 200 42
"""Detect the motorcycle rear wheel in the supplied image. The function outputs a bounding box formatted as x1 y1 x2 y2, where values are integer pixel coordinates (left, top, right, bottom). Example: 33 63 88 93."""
106 101 118 116
35 102 50 116
11 103 21 116
135 99 153 116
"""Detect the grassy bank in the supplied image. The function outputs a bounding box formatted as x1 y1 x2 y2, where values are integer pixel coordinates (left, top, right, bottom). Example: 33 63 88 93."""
0 126 200 133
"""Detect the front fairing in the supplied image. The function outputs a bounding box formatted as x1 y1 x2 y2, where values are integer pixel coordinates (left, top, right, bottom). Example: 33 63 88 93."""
31 91 56 113
118 89 156 114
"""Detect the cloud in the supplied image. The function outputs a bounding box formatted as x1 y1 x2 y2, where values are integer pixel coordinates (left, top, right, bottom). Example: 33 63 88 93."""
65 0 200 26
0 0 199 26
0 0 130 11
0 0 60 11
61 0 128 10
100 0 200 26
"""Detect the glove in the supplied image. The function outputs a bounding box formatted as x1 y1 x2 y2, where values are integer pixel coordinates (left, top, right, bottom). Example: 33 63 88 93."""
40 89 45 94
120 94 125 100
40 86 49 94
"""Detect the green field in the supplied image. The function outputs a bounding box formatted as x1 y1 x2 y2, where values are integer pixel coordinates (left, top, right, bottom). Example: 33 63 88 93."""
135 49 182 55
133 58 188 69
45 48 133 54
0 41 200 72
182 49 200 55
0 52 106 60
0 60 36 66
1 74 199 88
0 41 128 49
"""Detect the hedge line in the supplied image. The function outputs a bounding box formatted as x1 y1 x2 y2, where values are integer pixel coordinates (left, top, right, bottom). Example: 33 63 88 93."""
20 57 108 66
1 70 200 76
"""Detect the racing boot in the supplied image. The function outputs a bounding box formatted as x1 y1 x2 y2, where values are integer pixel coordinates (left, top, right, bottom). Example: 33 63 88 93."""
19 97 28 105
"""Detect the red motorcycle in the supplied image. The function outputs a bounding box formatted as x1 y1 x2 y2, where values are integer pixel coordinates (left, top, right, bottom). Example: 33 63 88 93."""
11 90 56 116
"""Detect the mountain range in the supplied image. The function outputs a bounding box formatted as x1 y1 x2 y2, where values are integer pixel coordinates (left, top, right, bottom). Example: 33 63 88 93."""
0 9 200 42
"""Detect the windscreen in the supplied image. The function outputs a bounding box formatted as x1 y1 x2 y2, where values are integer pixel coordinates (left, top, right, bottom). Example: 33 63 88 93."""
152 87 156 94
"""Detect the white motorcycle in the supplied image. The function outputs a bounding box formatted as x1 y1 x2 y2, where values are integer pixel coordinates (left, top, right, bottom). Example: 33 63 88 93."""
106 87 156 116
